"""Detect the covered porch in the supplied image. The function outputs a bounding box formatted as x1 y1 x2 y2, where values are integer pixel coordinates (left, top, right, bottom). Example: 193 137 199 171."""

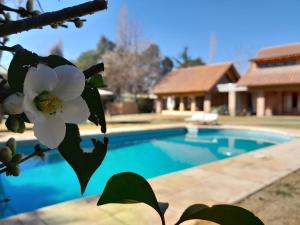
155 92 228 115
250 86 300 116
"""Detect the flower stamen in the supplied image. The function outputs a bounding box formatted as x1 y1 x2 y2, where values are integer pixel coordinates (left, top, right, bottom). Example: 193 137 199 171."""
34 90 62 114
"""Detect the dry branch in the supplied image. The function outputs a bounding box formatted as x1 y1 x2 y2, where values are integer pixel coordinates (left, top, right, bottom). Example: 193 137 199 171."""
83 62 104 79
0 0 107 37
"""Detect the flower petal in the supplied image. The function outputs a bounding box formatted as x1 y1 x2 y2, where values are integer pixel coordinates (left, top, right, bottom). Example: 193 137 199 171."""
33 115 66 149
53 65 85 101
59 97 90 124
23 93 45 123
24 64 58 95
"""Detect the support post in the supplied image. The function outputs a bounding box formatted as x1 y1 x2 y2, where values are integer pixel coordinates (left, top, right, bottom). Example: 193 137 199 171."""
256 91 265 117
228 91 236 116
179 97 185 111
204 93 211 113
155 97 162 113
297 92 300 114
191 96 196 112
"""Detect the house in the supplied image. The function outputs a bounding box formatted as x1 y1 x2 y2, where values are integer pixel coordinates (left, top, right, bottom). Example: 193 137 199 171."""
238 43 300 116
153 63 240 115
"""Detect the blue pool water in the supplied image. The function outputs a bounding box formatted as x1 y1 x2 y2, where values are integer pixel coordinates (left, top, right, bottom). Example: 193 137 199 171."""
0 128 292 218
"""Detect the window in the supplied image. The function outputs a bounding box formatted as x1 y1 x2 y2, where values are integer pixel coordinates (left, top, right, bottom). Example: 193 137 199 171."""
292 93 298 109
257 60 298 68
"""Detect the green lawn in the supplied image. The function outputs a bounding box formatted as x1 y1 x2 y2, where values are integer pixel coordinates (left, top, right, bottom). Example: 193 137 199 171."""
219 116 300 129
106 114 300 129
2 114 300 133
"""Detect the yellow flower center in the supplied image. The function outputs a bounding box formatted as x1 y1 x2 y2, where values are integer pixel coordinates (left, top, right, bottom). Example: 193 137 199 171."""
34 91 62 114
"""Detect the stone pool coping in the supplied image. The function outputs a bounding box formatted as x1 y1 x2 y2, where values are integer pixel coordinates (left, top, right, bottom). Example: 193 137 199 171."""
1 124 300 225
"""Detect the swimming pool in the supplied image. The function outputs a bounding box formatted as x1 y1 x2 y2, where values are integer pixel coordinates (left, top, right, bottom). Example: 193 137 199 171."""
0 127 292 218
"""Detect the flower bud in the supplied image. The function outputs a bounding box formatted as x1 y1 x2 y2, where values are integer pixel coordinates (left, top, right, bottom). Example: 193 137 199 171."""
51 23 59 29
3 92 24 115
0 146 12 163
26 0 33 12
74 18 83 28
7 166 20 176
32 10 40 16
6 138 16 155
12 153 23 163
5 116 26 133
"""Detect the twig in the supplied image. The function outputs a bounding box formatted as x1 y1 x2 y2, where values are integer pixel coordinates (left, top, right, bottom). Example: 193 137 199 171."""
0 145 52 174
83 62 104 79
0 3 19 13
0 0 108 37
0 3 34 17
36 0 44 13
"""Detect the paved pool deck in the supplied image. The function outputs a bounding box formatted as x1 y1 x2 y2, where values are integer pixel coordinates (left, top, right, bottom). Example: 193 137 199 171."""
1 125 300 225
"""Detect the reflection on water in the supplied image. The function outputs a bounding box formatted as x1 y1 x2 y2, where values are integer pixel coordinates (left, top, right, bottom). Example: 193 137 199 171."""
0 128 288 219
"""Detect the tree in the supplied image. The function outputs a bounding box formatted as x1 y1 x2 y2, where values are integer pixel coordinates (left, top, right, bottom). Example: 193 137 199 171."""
76 50 98 70
97 36 116 56
116 6 146 52
103 43 162 97
76 35 115 70
175 47 205 68
161 56 173 75
208 32 217 63
49 40 63 56
139 43 162 92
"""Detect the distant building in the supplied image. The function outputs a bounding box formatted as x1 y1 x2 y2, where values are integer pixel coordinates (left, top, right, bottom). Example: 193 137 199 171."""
153 43 300 117
153 63 240 114
238 43 300 116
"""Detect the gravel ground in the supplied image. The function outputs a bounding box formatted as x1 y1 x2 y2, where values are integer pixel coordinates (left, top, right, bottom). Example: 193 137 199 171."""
194 170 300 225
237 169 300 225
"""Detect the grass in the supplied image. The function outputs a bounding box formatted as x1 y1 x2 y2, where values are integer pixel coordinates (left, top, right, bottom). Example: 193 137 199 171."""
219 116 300 129
2 114 300 134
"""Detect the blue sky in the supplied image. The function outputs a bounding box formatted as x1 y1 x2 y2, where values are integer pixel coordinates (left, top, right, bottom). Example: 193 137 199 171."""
2 0 300 73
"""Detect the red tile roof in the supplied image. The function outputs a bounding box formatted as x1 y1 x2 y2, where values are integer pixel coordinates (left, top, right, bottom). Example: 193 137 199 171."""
254 43 300 60
153 63 239 95
238 65 300 87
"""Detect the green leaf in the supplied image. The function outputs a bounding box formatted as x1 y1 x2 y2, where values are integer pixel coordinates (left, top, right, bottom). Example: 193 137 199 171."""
39 55 74 68
58 124 108 194
5 115 25 133
7 53 74 93
87 74 107 88
175 204 265 225
82 87 106 133
97 172 169 225
8 51 38 92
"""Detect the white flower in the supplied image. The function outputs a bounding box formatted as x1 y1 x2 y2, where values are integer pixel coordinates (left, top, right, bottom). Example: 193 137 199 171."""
23 64 90 148
3 92 24 115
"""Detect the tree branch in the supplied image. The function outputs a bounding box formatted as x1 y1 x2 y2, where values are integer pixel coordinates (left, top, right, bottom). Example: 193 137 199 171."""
0 145 52 174
0 45 26 53
83 62 104 79
0 0 108 37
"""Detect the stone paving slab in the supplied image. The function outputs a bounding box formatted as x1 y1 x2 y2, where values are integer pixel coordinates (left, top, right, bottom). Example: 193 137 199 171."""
1 126 300 225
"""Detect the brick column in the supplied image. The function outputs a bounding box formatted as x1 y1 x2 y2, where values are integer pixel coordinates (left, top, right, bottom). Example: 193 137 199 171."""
179 97 185 111
204 93 211 113
277 92 283 115
0 104 2 124
256 91 265 117
155 97 162 113
228 91 236 116
297 92 300 114
285 92 292 113
190 96 196 112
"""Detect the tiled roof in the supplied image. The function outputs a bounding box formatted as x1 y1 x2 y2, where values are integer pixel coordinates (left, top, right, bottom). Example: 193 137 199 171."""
238 65 300 86
153 63 239 95
254 43 300 60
